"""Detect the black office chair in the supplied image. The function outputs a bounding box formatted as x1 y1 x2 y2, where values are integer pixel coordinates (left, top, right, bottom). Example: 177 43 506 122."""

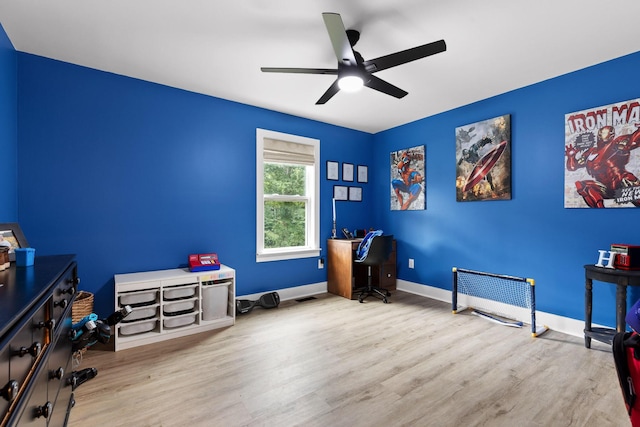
355 234 393 303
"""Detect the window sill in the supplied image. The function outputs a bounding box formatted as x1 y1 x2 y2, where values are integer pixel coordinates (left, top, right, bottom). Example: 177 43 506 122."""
256 248 321 263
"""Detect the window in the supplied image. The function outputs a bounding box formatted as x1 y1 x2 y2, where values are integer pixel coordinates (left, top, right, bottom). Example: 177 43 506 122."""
256 129 320 262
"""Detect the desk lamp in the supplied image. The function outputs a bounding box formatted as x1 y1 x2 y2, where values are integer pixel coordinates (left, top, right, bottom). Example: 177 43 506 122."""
331 198 337 239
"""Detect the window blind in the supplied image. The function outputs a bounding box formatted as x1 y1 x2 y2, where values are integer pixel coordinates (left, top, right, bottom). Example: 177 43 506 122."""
263 138 315 165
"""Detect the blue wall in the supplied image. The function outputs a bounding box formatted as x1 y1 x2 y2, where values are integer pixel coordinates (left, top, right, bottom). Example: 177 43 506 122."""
372 51 640 327
0 23 17 220
13 45 640 327
16 54 373 315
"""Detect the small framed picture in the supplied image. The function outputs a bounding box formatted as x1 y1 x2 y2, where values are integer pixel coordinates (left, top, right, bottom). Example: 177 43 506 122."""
349 187 362 202
342 163 354 182
357 165 368 183
326 161 339 181
333 185 348 201
0 223 29 262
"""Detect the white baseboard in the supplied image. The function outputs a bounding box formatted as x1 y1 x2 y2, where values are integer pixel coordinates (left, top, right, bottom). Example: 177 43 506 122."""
237 282 327 302
238 279 593 339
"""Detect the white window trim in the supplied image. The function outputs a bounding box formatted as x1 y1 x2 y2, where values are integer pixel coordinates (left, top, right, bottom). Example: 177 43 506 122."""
256 128 320 262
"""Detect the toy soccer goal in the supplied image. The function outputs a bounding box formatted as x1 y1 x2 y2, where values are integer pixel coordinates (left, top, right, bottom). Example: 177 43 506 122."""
452 267 548 337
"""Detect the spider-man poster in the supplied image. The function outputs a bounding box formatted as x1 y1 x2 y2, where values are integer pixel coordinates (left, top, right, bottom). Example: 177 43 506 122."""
455 114 511 202
565 99 640 208
390 145 425 210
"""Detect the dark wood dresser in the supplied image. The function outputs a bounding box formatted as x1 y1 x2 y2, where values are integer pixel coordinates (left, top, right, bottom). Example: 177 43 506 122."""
1 255 78 426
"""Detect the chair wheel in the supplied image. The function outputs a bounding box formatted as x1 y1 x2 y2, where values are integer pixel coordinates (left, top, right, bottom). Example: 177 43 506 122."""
359 298 364 303
383 298 389 304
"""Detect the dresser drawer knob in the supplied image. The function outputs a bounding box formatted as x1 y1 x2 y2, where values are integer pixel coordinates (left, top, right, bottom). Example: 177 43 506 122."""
35 401 52 419
49 367 64 381
14 342 41 358
35 319 55 330
60 286 75 295
54 299 68 309
1 380 18 402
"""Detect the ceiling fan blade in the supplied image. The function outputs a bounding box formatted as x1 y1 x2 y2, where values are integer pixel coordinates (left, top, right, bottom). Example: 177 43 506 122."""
261 67 338 75
364 75 408 99
322 12 358 66
363 39 446 73
316 79 341 104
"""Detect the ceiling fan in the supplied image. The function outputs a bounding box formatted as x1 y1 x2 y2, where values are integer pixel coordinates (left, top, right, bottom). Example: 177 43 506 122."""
261 12 446 104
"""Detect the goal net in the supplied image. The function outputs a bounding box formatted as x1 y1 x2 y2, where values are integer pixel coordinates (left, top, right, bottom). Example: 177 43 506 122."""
452 267 548 337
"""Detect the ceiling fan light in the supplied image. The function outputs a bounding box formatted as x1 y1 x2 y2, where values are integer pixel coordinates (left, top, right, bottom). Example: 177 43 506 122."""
338 75 363 92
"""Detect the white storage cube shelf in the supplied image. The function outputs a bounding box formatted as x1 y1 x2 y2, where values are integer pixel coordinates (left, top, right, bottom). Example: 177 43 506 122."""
114 265 235 351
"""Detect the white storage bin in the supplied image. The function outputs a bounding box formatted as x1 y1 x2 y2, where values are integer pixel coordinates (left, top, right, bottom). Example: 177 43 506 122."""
123 306 158 323
163 299 196 315
202 282 230 320
119 290 157 307
163 285 197 301
119 319 157 336
163 313 197 329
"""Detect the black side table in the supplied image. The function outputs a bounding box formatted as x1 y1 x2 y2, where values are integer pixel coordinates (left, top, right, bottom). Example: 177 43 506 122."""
584 264 640 348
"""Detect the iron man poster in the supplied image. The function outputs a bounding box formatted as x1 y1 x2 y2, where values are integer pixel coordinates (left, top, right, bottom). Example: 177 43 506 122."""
565 99 640 208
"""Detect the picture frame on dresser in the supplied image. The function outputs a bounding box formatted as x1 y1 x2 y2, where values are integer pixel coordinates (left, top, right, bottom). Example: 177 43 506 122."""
0 222 29 261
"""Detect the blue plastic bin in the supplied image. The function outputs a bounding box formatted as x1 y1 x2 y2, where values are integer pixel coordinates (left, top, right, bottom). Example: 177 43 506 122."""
15 248 35 267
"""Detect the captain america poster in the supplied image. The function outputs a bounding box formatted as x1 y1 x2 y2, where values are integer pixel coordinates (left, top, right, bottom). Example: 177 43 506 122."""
455 114 511 202
564 98 640 208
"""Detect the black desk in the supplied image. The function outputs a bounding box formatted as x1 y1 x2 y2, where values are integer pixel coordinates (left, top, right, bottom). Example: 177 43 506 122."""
584 265 640 348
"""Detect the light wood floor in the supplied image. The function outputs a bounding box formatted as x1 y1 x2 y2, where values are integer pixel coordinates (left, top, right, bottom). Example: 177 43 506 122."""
67 291 628 427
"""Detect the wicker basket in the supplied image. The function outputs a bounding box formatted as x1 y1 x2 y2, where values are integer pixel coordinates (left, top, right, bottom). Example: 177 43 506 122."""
72 291 94 324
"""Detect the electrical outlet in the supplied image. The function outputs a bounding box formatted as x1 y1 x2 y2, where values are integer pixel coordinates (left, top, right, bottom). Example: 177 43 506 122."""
409 258 414 269
318 258 324 269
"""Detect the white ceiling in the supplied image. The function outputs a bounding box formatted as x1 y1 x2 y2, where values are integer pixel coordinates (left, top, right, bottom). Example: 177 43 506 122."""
1 1 639 134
